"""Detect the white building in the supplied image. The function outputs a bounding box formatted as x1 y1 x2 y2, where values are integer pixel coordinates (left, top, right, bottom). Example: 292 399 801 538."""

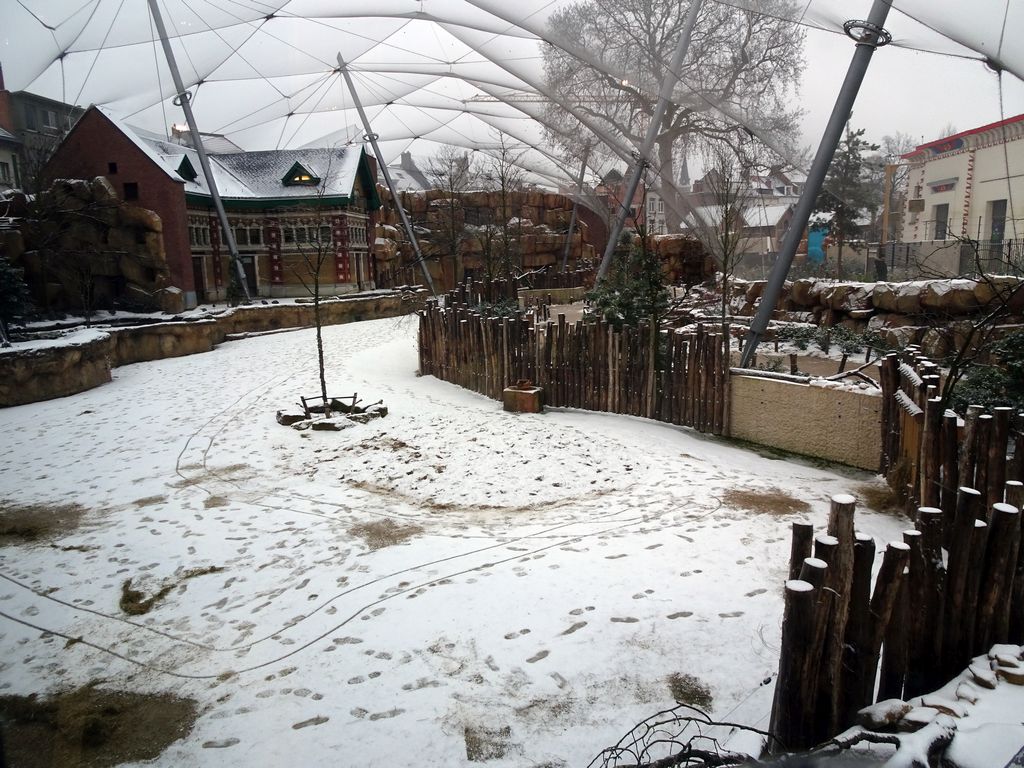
901 114 1023 273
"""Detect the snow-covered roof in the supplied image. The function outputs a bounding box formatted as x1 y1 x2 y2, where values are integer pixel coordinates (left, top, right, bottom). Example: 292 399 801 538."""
96 106 368 203
682 203 792 229
744 204 793 228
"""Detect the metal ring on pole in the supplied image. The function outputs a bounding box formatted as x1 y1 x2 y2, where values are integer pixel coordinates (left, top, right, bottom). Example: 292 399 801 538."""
364 133 379 142
843 20 891 47
172 91 193 106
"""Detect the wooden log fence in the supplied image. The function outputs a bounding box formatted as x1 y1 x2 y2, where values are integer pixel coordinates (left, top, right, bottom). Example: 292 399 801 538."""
879 348 1022 512
418 300 727 435
771 485 1023 753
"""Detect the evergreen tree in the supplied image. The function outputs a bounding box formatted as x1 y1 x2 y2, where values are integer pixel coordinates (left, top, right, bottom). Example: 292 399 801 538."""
587 233 669 329
0 254 32 347
813 125 880 278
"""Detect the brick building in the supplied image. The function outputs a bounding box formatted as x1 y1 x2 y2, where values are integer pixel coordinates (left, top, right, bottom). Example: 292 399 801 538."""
47 106 380 308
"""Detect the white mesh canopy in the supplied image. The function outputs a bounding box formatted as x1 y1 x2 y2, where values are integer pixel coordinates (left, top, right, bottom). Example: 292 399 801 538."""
3 0 1022 193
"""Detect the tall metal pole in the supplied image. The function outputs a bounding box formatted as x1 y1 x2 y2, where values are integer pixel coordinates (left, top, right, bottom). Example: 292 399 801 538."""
596 0 703 281
561 143 591 271
739 3 892 366
147 0 251 303
337 54 437 296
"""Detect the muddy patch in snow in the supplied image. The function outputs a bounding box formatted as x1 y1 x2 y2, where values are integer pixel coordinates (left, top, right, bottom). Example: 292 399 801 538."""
666 672 714 710
722 487 812 517
0 685 198 768
349 518 424 550
463 723 514 762
119 565 224 615
855 482 905 517
0 500 88 545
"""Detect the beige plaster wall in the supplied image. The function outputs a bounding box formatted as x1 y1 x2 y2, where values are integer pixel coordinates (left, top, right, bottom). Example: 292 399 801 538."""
729 374 882 471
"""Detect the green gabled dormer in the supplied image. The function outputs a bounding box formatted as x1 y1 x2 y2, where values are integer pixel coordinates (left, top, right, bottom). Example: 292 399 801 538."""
176 155 198 182
282 161 320 187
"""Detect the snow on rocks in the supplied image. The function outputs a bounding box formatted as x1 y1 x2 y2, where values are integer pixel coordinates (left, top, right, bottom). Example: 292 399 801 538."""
844 645 1024 767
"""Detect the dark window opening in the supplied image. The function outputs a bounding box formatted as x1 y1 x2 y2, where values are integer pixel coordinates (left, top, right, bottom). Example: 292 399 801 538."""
123 182 139 200
933 203 949 241
108 162 118 174
991 199 1007 243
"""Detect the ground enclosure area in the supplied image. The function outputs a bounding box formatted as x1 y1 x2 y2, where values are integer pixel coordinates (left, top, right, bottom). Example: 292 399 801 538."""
0 317 908 766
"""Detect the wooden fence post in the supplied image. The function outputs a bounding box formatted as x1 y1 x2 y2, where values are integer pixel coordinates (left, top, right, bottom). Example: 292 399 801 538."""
788 522 815 581
977 502 1021 650
863 541 910 705
943 487 984 675
769 580 818 754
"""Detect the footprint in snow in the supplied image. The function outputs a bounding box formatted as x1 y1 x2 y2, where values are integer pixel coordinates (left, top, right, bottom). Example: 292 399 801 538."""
526 650 550 663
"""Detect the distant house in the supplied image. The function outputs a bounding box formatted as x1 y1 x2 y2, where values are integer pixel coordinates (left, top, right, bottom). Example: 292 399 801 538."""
46 106 381 308
682 168 798 249
0 62 84 191
0 125 18 193
901 114 1024 270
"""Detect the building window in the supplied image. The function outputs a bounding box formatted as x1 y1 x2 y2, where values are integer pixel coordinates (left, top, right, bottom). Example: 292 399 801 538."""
108 162 118 174
24 107 37 131
319 226 331 244
990 199 1007 243
250 228 262 246
42 109 58 130
0 162 10 183
234 227 249 246
123 182 139 200
933 203 949 240
295 227 308 244
283 227 295 244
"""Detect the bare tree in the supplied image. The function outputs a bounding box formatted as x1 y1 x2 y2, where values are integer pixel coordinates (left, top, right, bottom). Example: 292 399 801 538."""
686 147 760 338
480 134 527 282
542 0 804 232
426 146 478 285
290 168 338 418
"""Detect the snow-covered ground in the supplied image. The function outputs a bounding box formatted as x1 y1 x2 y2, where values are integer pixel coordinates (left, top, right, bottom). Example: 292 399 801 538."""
0 315 909 766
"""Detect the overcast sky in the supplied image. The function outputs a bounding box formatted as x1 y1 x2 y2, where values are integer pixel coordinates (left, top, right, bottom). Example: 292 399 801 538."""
799 25 1024 155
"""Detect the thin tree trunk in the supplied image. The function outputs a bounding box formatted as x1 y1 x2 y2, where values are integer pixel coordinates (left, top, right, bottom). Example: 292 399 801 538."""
314 274 330 418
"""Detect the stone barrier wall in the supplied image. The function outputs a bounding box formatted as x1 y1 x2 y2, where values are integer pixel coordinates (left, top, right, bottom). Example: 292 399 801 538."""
1 292 424 407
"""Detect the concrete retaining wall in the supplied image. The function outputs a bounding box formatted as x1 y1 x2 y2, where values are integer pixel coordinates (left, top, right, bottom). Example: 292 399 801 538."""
728 374 882 471
1 292 423 407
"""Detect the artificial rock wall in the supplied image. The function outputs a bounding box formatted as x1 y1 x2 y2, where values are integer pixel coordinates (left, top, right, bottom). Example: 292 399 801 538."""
736 276 1024 356
372 187 600 291
3 178 183 314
